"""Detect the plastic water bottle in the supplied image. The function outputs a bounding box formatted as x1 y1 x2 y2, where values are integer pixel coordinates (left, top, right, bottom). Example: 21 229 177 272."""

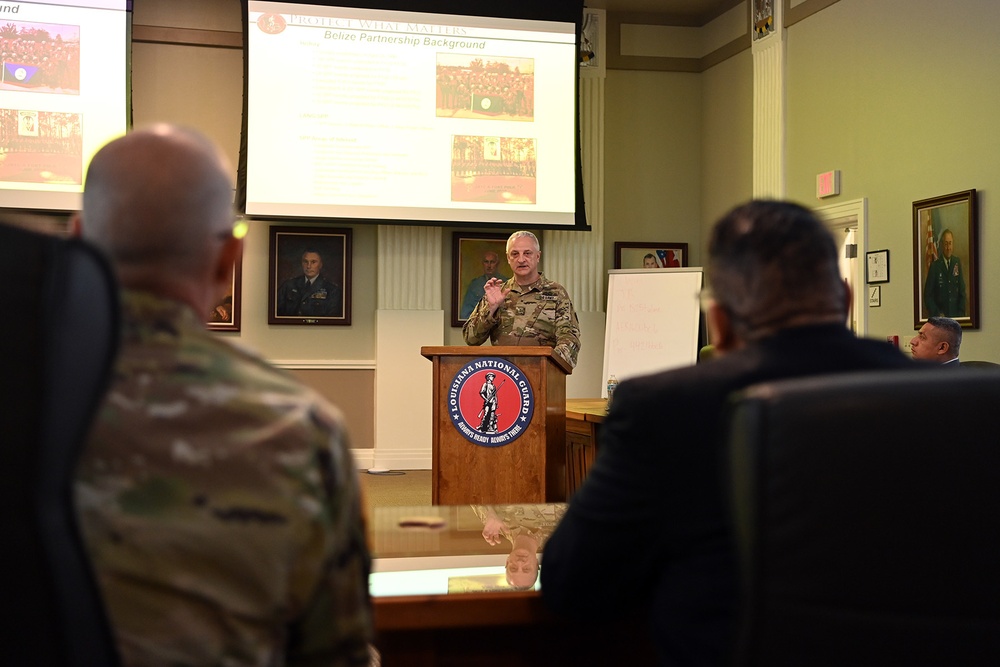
606 374 618 412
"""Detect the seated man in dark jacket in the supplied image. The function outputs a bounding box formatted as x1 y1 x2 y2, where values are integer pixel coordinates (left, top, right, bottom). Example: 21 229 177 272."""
541 200 916 666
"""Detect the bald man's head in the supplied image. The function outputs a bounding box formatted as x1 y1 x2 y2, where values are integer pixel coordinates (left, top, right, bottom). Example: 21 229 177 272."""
79 125 237 313
81 124 235 277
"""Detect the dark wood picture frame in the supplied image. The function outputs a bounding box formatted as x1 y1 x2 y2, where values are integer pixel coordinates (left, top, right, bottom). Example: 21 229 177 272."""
268 225 352 326
613 241 689 270
207 247 243 332
912 189 978 329
451 231 511 328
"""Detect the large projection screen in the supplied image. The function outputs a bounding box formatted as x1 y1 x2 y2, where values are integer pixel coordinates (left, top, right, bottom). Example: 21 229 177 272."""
0 0 130 212
242 1 585 228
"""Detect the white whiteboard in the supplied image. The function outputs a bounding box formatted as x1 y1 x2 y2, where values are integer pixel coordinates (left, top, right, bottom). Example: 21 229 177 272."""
602 268 703 395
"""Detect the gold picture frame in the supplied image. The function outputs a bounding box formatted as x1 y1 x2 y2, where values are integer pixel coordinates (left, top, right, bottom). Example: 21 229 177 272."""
912 189 978 329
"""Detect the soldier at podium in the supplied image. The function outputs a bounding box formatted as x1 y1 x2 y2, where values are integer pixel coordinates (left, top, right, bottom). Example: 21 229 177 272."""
462 230 581 369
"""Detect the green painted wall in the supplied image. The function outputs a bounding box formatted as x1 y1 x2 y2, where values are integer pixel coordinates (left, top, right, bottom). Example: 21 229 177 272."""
701 48 754 259
604 70 705 268
786 0 999 360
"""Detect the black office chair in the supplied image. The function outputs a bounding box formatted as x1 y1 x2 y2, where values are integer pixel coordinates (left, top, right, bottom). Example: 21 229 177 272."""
726 369 1000 667
961 360 1000 369
0 221 121 666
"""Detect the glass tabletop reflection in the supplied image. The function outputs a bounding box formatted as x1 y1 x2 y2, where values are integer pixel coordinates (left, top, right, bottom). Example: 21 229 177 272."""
369 503 566 597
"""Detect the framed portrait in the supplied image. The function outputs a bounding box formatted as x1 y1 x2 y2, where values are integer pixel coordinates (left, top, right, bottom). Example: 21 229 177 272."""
207 247 242 332
912 189 978 329
268 225 352 326
613 241 689 270
451 231 511 328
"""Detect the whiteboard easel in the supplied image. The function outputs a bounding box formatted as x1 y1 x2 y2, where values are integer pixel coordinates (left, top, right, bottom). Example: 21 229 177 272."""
602 268 703 396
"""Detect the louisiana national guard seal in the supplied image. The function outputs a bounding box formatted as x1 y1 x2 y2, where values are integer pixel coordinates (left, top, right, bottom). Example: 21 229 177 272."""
257 13 287 34
448 356 535 447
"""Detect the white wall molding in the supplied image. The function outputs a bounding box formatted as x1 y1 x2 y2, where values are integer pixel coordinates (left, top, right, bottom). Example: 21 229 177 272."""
374 310 442 471
272 360 377 370
752 0 786 198
359 446 431 471
377 225 442 310
816 198 869 336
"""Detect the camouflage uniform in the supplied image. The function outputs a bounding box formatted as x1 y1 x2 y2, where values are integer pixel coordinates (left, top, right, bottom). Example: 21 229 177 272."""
75 290 373 667
462 273 581 368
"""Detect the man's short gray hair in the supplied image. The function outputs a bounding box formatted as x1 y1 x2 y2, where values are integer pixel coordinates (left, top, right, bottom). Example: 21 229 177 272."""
506 230 540 255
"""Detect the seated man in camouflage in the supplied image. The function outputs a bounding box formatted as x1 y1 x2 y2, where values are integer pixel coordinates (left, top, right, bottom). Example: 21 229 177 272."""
462 230 581 369
73 124 373 666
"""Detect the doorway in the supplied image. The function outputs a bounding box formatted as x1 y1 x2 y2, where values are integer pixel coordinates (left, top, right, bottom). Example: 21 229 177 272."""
816 198 868 336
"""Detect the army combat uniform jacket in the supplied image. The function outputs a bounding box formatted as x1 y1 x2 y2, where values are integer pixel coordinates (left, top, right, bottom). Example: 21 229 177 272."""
75 290 372 666
462 273 581 369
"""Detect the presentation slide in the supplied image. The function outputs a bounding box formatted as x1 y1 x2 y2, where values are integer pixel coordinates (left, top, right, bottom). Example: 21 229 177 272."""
0 0 129 211
245 1 579 226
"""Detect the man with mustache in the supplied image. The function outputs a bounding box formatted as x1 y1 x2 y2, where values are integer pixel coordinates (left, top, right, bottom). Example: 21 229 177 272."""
462 230 580 370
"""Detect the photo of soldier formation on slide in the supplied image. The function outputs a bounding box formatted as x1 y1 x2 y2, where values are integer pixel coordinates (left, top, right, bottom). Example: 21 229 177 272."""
451 135 537 205
0 21 83 185
435 54 535 121
0 109 83 184
0 21 81 94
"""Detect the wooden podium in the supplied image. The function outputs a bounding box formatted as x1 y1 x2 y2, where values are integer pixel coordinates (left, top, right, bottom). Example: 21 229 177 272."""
421 346 572 504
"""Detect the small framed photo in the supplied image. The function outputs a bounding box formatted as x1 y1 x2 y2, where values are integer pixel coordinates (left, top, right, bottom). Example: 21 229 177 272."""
613 241 689 270
451 231 511 328
865 249 889 284
268 225 351 326
207 247 242 332
912 189 978 329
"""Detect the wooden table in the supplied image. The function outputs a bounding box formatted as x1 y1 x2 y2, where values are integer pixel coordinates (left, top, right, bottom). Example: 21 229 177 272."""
565 398 606 497
369 504 654 666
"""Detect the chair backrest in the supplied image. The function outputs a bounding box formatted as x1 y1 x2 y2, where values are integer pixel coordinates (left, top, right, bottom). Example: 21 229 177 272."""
726 368 1000 667
0 221 121 666
961 360 1000 369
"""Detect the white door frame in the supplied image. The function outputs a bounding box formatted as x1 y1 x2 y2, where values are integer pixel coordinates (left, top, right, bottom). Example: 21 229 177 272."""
816 198 868 336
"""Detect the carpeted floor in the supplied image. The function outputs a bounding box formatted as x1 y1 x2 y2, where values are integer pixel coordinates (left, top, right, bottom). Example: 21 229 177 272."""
359 469 432 515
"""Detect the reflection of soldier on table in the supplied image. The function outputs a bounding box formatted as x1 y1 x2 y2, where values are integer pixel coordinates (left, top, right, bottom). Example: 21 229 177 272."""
276 248 342 317
477 372 500 433
472 504 566 590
